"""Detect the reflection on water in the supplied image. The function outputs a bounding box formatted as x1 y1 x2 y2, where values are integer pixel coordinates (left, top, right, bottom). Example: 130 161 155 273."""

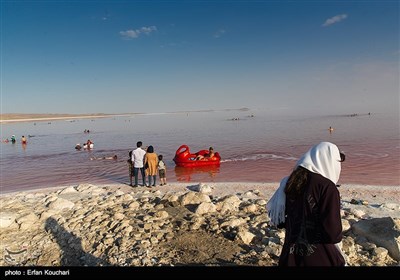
1 110 399 193
174 165 220 182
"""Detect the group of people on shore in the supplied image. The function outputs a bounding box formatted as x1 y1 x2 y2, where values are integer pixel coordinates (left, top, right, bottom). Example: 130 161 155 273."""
127 141 167 187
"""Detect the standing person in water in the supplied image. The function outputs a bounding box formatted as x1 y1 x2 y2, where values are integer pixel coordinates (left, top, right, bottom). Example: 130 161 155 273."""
21 136 27 144
266 142 346 266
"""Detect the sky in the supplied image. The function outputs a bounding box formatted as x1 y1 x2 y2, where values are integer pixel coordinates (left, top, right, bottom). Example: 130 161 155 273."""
1 0 399 116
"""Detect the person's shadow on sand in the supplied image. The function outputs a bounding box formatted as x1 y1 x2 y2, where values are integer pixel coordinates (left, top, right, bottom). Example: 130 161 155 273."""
45 217 109 266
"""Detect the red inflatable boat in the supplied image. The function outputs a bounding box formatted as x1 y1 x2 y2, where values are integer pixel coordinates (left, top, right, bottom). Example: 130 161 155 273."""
173 145 221 167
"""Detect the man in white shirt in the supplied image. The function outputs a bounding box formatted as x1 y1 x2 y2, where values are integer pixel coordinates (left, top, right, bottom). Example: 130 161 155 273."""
132 141 147 187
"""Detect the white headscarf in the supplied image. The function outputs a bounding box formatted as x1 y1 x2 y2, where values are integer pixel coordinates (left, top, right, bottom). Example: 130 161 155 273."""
266 142 342 226
297 141 341 185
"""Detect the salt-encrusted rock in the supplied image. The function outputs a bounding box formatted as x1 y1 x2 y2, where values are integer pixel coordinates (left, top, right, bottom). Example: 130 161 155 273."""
255 199 267 206
216 195 241 213
373 247 389 260
242 204 258 213
383 203 400 211
24 193 36 200
220 218 247 228
236 229 255 245
179 191 211 206
58 186 78 195
16 213 39 225
161 193 179 202
194 202 216 215
155 210 169 219
47 198 75 210
349 208 365 219
141 202 155 210
243 191 258 198
43 195 58 204
342 219 351 232
115 190 125 196
191 183 214 194
76 184 96 192
153 190 162 196
114 213 125 220
275 230 285 240
352 217 400 261
264 242 282 257
0 212 17 228
122 194 133 201
128 201 140 210
154 204 164 210
1 185 398 267
190 216 205 230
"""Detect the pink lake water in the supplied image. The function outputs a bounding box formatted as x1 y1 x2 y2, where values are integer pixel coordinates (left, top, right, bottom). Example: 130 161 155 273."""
1 110 399 193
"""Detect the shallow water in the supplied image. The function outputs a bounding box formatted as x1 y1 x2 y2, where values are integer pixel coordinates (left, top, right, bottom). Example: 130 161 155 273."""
1 110 399 192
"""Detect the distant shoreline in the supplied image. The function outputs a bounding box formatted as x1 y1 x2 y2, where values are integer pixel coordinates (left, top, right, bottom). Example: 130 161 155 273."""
0 113 187 124
0 108 250 124
0 113 134 124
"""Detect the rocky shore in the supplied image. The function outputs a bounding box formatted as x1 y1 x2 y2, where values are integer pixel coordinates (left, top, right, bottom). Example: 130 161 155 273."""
1 183 399 266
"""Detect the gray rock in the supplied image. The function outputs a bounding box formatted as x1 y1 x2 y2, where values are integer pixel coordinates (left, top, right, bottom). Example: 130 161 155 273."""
236 229 255 245
373 247 389 260
190 183 214 194
242 204 258 213
352 217 400 261
349 208 365 219
194 202 217 215
216 195 241 213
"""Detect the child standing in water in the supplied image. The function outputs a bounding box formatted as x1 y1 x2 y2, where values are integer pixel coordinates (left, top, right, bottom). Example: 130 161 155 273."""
127 151 134 186
158 155 167 186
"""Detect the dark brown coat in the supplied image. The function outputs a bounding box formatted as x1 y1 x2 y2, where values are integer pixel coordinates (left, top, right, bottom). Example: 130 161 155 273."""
279 172 345 266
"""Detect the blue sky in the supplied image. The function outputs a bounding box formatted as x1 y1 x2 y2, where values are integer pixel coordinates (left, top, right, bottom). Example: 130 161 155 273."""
1 0 399 115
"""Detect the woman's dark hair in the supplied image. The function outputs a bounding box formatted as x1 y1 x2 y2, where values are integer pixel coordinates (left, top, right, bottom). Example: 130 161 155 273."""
285 166 309 199
158 154 163 160
147 145 154 153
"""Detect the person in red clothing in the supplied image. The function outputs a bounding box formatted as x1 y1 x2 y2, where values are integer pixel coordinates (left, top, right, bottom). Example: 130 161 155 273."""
267 142 346 266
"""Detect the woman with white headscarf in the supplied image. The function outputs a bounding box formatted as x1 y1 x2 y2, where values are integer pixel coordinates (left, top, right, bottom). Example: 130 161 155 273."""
266 142 346 266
